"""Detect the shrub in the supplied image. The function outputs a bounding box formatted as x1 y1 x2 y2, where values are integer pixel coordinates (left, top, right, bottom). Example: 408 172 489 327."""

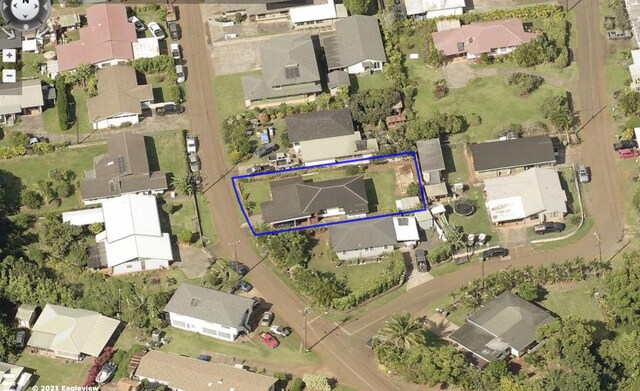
55 75 69 130
290 378 305 391
290 266 349 307
56 182 73 198
7 132 28 148
405 182 420 197
88 223 104 235
258 112 270 123
343 0 371 15
178 230 194 244
129 55 174 74
345 165 365 176
301 374 331 391
428 242 453 264
433 79 449 99
20 189 43 209
507 73 544 96
466 113 482 126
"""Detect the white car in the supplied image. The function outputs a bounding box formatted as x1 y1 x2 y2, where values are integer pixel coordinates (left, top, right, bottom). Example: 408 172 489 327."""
578 165 589 183
148 22 165 40
128 16 145 32
186 135 197 154
170 43 181 61
175 64 185 84
269 325 291 338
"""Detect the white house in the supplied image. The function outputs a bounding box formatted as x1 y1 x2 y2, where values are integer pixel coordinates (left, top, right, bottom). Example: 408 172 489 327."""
629 49 640 91
164 283 256 342
323 15 387 74
63 194 173 275
329 216 420 262
405 0 466 19
0 362 32 391
289 0 347 26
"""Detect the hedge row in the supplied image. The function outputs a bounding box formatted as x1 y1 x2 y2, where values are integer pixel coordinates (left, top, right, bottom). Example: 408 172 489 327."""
331 251 406 310
0 142 67 160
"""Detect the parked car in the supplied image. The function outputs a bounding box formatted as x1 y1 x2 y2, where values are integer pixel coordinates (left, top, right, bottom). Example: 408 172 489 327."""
618 148 639 159
128 16 145 32
15 330 25 348
175 64 185 84
246 164 274 175
196 354 212 362
168 21 181 40
236 280 253 293
26 137 41 147
415 249 428 272
270 325 291 338
577 165 589 183
254 143 277 158
155 104 184 116
147 22 165 39
96 362 117 384
186 134 197 154
534 222 565 235
188 153 200 173
170 43 181 61
482 247 508 259
613 140 637 151
261 311 274 326
228 260 249 275
258 332 279 348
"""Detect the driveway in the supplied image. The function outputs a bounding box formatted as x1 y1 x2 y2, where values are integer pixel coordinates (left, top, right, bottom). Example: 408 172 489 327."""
175 245 212 279
495 225 528 248
211 36 266 75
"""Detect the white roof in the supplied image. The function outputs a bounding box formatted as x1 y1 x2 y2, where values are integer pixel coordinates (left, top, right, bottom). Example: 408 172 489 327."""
28 304 119 357
396 196 421 211
62 208 104 225
393 216 420 242
630 50 640 84
0 79 44 112
99 194 172 267
0 362 27 389
290 0 337 24
405 0 466 16
132 37 160 59
484 168 567 223
22 39 39 52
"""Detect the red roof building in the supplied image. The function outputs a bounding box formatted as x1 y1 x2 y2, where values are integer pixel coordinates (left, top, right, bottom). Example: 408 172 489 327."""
56 4 137 72
432 19 536 59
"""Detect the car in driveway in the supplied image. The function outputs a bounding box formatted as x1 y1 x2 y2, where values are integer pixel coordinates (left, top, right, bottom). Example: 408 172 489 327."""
415 249 428 272
188 153 200 173
618 148 639 159
128 16 145 32
254 143 277 158
168 21 181 40
196 354 212 362
186 134 197 154
613 139 637 151
170 43 181 61
26 137 43 147
577 165 589 183
228 260 249 275
15 330 25 348
258 332 279 348
261 311 274 326
175 64 185 84
534 222 565 235
236 280 253 293
246 164 274 174
482 247 508 259
147 22 165 39
269 325 291 338
155 104 184 116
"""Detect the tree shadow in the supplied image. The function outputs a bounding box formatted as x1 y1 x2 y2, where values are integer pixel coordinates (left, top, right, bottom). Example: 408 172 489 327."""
557 172 576 214
143 136 161 172
364 178 379 212
152 87 165 102
441 144 457 180
0 169 23 215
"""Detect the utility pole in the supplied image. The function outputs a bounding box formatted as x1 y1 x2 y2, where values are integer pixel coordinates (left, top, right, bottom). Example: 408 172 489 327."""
594 232 602 262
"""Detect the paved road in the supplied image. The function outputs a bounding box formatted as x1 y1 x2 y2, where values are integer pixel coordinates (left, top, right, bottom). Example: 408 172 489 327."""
181 1 625 389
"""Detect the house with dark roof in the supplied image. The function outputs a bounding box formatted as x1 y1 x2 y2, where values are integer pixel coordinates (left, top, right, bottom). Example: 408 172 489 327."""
449 291 556 363
241 33 322 107
432 19 536 59
260 176 369 225
470 135 556 179
327 70 351 95
323 15 387 74
80 132 168 204
329 216 419 262
164 283 256 342
286 108 378 165
88 65 154 130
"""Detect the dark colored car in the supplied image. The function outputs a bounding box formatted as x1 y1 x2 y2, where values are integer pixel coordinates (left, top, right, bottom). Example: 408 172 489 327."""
254 143 277 158
155 104 184 116
168 21 181 40
415 249 429 272
534 222 565 235
482 247 509 259
196 354 212 361
236 280 253 293
613 140 637 151
228 260 249 275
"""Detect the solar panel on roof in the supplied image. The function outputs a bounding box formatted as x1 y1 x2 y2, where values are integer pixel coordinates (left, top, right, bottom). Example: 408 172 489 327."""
189 297 201 308
398 217 409 226
284 65 300 79
116 155 127 175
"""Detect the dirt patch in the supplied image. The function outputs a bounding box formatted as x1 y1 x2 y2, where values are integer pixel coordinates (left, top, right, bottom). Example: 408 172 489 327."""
393 162 416 195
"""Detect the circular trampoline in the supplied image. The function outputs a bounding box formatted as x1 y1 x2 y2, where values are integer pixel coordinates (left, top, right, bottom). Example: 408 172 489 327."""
454 201 475 216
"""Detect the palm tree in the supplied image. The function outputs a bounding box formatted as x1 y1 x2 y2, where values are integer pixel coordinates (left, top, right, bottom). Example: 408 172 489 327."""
74 63 94 87
34 180 57 205
378 312 426 350
171 175 194 196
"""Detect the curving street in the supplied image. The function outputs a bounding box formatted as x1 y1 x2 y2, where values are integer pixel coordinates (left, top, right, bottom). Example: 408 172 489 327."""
179 0 625 389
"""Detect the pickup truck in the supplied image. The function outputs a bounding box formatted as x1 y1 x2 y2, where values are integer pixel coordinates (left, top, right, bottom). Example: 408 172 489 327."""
613 140 637 151
607 29 632 40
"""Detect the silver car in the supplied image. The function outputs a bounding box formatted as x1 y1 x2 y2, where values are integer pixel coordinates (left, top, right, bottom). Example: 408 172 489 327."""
578 165 589 183
175 64 185 84
188 153 200 173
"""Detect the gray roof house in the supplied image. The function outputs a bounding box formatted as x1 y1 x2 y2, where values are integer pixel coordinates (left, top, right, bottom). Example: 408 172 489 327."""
470 135 556 177
241 33 322 107
16 304 38 329
327 70 351 95
80 132 168 204
416 139 448 199
449 291 556 363
260 176 369 225
329 216 420 262
164 283 256 342
323 15 387 74
286 108 378 165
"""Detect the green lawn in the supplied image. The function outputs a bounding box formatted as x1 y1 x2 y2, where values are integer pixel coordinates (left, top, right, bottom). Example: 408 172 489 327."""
166 199 197 236
539 279 605 321
213 71 259 123
21 52 46 79
160 327 321 367
448 187 495 239
146 131 188 177
443 144 469 184
429 259 476 277
150 73 177 103
15 354 91 386
353 72 393 92
239 179 271 214
196 195 218 246
42 88 92 134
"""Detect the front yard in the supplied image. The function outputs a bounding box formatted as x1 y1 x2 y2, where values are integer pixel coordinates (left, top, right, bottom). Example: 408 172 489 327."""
42 88 92 134
16 354 91 386
213 71 260 124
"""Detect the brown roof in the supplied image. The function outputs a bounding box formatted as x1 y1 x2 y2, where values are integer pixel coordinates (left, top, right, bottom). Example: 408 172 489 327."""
87 65 153 123
134 350 277 391
56 4 137 72
432 19 536 57
80 132 168 201
386 114 406 127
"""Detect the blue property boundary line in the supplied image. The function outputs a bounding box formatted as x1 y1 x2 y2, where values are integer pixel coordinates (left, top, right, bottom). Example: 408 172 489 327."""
231 151 428 236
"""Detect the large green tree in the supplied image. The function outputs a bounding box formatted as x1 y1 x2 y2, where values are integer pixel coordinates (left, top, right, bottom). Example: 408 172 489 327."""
343 0 371 14
602 251 640 326
378 312 426 349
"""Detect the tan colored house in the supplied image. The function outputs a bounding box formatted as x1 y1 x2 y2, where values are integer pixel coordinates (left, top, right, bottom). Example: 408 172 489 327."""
15 304 38 329
432 19 536 59
27 304 120 361
0 79 44 126
88 65 154 130
134 350 277 391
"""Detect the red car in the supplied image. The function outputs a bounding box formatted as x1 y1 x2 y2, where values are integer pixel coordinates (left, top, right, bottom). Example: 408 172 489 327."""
618 148 640 159
258 332 279 348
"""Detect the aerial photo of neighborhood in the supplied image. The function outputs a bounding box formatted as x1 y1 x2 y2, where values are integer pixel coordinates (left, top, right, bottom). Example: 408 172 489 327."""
0 0 640 390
